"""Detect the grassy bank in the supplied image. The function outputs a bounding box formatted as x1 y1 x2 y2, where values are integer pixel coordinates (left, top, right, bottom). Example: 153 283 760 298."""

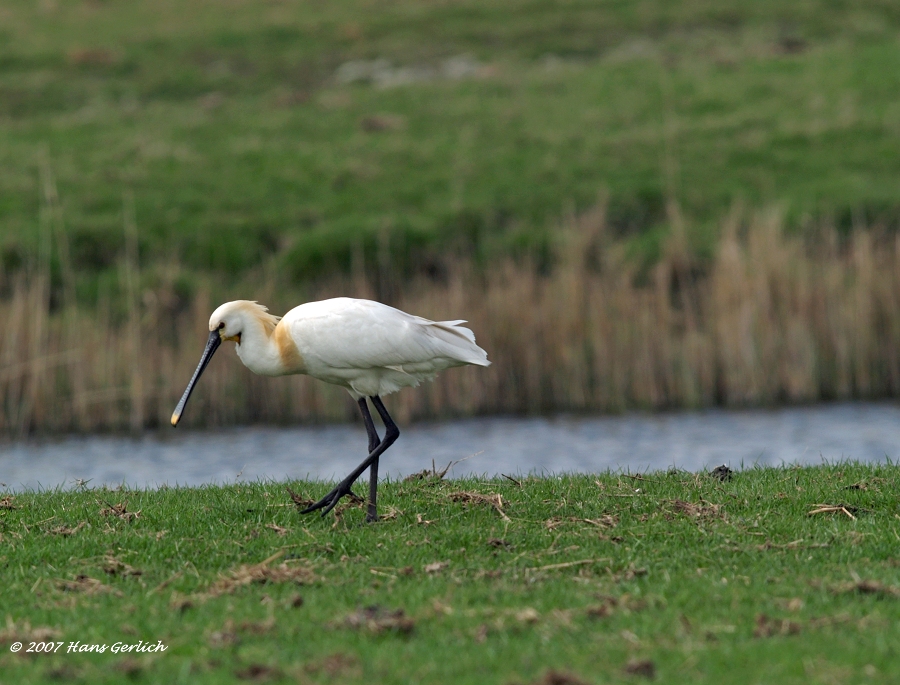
0 464 899 684
3 0 900 300
4 208 900 435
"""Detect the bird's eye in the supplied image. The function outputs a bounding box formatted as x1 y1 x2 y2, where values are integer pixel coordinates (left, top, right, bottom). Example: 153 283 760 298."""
218 322 225 330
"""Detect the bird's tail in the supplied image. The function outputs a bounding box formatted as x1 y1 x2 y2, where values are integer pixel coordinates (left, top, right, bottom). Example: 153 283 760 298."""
426 320 491 367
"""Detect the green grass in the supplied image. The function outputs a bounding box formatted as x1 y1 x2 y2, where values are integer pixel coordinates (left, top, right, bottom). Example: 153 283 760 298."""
3 1 900 301
2 464 900 683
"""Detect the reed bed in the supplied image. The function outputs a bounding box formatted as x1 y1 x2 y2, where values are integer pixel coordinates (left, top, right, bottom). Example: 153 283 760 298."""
2 207 900 437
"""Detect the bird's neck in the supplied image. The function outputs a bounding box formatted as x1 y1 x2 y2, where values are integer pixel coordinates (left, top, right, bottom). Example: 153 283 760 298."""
234 318 285 376
235 317 306 377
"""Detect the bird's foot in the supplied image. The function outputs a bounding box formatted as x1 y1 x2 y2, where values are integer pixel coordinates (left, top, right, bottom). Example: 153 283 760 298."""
300 480 361 518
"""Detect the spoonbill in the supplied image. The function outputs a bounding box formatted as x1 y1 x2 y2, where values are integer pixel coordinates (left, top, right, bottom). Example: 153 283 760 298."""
171 298 490 521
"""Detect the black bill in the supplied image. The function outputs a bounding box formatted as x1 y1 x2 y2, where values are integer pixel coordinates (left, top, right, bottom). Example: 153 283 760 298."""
171 329 221 426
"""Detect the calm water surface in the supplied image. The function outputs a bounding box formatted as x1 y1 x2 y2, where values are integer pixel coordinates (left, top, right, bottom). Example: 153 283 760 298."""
1 403 898 491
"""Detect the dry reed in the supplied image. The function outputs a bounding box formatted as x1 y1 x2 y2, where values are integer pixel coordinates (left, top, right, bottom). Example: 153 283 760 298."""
2 206 900 437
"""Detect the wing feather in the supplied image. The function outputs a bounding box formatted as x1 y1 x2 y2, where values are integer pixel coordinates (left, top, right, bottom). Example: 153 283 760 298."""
288 298 489 370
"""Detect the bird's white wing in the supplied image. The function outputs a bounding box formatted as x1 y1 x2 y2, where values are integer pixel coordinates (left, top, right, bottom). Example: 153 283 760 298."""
287 298 488 370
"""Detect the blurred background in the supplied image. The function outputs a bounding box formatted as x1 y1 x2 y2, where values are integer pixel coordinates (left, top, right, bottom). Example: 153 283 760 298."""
2 0 900 449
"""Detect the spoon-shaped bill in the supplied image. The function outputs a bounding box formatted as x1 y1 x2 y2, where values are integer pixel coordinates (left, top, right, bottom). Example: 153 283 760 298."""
171 329 222 426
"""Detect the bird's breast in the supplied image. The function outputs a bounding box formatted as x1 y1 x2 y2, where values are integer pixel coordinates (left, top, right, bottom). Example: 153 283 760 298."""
274 321 306 374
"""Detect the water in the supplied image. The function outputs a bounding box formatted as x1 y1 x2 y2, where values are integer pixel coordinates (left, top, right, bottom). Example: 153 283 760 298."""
1 403 898 491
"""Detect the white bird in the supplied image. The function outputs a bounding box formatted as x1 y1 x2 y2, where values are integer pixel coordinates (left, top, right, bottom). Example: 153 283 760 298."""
171 298 490 521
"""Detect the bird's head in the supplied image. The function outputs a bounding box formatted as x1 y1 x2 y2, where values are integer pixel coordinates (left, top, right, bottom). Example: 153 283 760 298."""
209 300 281 345
171 301 279 427
208 301 247 345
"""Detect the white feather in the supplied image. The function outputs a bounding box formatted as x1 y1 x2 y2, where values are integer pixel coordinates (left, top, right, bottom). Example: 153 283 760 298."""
281 298 488 398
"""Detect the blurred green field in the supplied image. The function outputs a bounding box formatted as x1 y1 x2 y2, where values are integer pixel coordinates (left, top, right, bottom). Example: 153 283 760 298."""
2 0 900 304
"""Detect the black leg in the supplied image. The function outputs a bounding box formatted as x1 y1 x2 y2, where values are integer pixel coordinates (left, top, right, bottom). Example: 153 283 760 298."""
358 398 381 522
358 397 381 453
370 396 398 441
367 396 399 523
367 457 379 522
302 395 400 519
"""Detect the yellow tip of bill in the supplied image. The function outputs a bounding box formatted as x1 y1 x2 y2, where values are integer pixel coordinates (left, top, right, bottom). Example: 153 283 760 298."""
170 413 180 427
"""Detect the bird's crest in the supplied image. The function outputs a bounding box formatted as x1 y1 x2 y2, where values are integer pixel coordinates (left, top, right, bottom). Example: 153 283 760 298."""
235 301 281 334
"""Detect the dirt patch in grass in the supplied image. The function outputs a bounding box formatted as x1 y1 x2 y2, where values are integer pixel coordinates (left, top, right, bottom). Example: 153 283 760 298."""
512 670 591 685
545 516 619 531
580 515 619 529
239 617 276 635
449 491 510 520
114 658 143 678
235 663 281 681
807 614 854 630
587 594 649 619
285 487 314 509
754 539 829 552
842 478 886 492
338 605 415 635
831 580 900 598
404 462 452 483
99 501 140 522
47 522 86 536
45 664 80 680
607 565 649 583
304 652 360 678
56 575 122 597
331 492 366 522
526 558 610 575
753 614 802 638
0 618 61 644
360 114 406 133
0 496 17 510
665 499 724 521
203 552 316 598
623 659 656 678
102 555 142 577
515 607 540 624
209 617 276 648
404 456 474 484
378 505 402 520
208 621 239 648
